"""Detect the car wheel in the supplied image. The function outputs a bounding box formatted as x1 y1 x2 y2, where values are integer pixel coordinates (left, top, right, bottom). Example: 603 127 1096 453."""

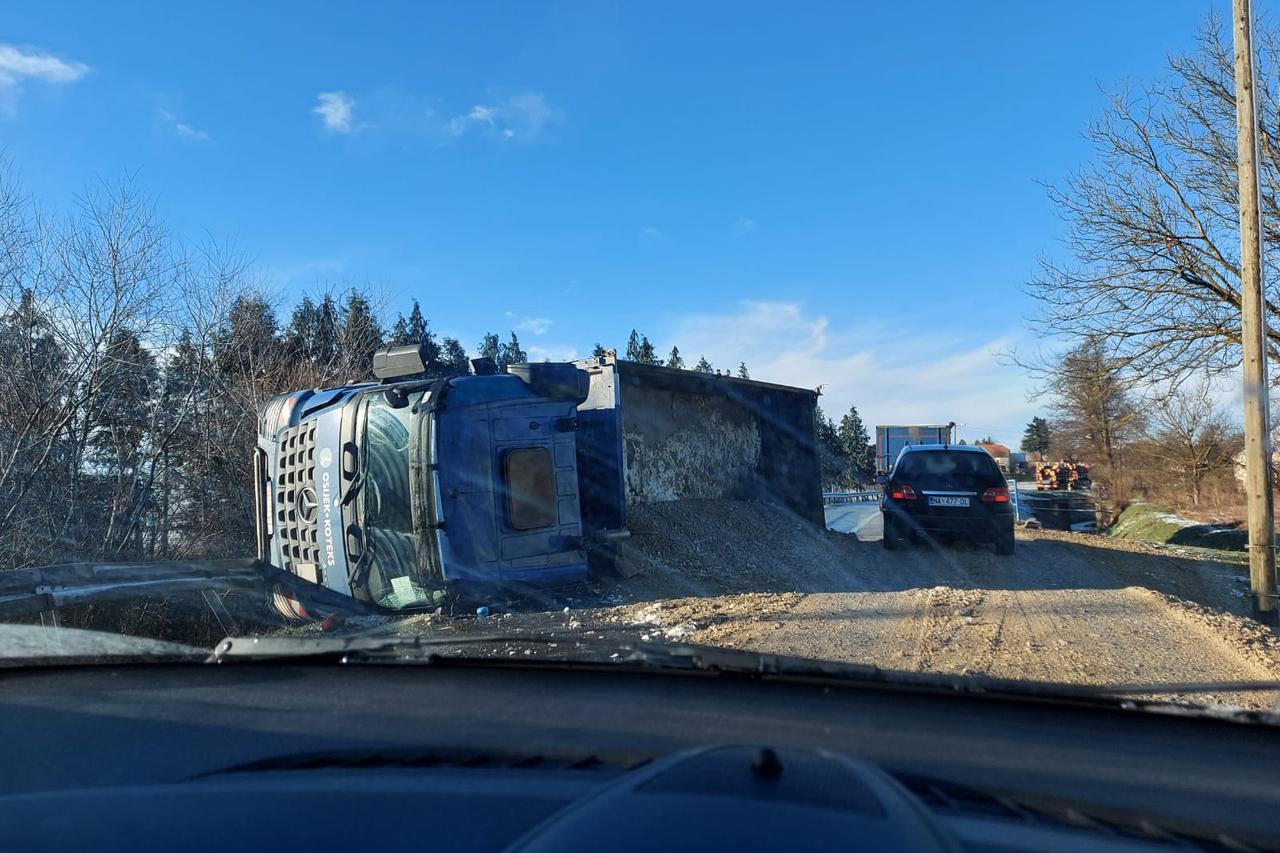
882 516 901 551
994 528 1015 556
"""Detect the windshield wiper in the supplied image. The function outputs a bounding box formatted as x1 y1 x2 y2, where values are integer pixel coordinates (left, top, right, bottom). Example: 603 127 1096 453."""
340 468 363 507
206 633 1280 720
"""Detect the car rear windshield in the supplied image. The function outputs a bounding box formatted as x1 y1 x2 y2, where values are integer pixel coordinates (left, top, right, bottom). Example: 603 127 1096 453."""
894 451 1001 480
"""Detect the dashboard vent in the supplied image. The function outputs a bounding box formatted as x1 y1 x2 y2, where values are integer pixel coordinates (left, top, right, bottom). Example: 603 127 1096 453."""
896 774 1261 853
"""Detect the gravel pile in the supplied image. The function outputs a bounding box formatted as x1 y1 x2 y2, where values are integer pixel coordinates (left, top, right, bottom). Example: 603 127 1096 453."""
608 499 864 600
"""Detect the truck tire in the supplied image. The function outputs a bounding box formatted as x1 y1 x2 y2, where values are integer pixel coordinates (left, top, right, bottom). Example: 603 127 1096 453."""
994 527 1015 556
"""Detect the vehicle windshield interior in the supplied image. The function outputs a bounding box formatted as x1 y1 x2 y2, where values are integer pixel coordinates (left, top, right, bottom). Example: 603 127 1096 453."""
5 3 1280 849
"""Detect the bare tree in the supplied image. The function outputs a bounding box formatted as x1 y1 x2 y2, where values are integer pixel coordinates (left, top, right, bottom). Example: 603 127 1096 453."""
1030 14 1280 388
1142 381 1242 507
1045 338 1144 468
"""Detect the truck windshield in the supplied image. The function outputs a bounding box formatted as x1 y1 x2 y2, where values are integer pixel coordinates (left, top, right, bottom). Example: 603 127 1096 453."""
358 390 434 609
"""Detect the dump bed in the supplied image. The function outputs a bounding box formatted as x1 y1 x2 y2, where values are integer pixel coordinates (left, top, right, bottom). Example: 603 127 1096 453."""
574 356 824 533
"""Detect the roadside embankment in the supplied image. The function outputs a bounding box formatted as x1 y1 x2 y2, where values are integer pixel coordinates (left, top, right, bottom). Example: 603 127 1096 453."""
1108 502 1246 553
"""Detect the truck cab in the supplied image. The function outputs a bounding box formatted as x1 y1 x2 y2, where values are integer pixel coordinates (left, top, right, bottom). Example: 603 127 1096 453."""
254 345 590 612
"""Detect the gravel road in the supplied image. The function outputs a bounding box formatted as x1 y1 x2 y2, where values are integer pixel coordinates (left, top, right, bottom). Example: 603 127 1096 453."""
329 499 1280 711
595 502 1280 710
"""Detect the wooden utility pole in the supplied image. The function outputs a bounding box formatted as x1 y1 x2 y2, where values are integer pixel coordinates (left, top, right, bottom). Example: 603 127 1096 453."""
1233 0 1277 619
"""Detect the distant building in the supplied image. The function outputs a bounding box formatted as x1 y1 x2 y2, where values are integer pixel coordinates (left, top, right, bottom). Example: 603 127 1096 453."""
977 442 1011 472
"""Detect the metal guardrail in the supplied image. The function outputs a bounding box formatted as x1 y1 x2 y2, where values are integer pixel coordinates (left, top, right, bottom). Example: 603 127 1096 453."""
825 482 1024 515
823 490 882 506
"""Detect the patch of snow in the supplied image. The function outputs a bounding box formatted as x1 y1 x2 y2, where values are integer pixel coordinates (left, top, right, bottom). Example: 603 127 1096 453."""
663 622 697 640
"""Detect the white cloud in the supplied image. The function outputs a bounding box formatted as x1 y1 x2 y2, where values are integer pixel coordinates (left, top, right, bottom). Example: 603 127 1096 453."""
527 344 579 362
448 92 555 141
313 91 355 133
640 226 665 241
668 302 1038 448
157 108 211 142
505 312 553 336
0 44 89 86
735 216 758 234
0 44 88 111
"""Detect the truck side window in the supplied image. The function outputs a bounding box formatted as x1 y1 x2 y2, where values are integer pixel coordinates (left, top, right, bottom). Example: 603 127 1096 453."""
504 448 556 530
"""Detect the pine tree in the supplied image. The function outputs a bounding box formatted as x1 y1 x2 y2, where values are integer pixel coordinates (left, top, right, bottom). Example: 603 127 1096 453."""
666 346 684 369
1020 416 1051 455
283 296 318 364
814 406 849 488
406 301 428 344
387 314 410 347
637 335 657 365
339 291 384 379
694 356 713 373
837 405 873 485
314 295 340 371
215 294 279 379
439 337 469 376
736 362 749 379
625 329 643 362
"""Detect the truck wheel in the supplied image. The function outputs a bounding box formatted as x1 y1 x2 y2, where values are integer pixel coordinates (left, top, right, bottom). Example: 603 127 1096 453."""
994 528 1015 556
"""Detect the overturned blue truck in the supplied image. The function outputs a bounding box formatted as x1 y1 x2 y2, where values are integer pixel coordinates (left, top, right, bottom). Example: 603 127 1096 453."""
254 348 823 616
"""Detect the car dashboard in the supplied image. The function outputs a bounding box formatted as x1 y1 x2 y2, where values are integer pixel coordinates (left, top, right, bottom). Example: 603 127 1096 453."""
0 663 1275 852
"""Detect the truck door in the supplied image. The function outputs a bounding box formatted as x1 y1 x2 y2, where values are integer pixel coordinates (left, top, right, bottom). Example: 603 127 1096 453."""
493 412 583 567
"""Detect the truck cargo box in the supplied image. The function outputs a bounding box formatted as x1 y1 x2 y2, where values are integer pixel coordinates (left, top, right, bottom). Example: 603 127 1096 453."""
574 356 824 535
875 423 956 475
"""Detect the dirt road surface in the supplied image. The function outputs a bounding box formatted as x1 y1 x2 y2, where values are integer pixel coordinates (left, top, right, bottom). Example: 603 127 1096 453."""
340 500 1280 712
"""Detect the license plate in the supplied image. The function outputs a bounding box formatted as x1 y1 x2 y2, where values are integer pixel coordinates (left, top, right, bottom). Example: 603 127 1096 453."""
928 496 969 508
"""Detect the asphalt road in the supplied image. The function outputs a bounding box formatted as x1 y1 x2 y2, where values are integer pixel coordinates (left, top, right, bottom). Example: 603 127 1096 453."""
825 503 882 539
825 483 1042 537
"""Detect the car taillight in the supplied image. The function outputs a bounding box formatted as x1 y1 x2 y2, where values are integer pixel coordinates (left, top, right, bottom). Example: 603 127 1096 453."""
981 486 1010 503
890 484 918 500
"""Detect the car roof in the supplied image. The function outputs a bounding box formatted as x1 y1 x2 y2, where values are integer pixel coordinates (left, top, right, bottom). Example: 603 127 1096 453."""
898 443 987 455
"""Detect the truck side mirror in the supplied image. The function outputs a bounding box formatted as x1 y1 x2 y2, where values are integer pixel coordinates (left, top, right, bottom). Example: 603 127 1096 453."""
372 344 428 381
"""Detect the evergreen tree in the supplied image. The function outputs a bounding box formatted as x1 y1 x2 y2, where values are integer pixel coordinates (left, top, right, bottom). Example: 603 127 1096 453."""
814 406 849 488
387 313 410 346
591 342 608 358
440 337 470 376
1020 416 1051 455
837 405 873 485
694 355 713 373
339 291 384 379
283 296 318 364
736 361 750 379
215 294 279 379
314 296 340 368
406 301 429 345
666 346 685 369
625 329 643 362
637 335 658 365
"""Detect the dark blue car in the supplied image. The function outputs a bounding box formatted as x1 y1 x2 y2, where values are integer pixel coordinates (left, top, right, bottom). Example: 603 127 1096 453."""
881 444 1015 555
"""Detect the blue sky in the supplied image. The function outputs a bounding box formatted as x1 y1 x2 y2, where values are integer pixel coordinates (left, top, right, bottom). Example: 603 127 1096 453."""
2 1 1225 445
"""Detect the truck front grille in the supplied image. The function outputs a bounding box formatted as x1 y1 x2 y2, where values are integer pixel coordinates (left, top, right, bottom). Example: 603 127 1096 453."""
275 421 321 579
